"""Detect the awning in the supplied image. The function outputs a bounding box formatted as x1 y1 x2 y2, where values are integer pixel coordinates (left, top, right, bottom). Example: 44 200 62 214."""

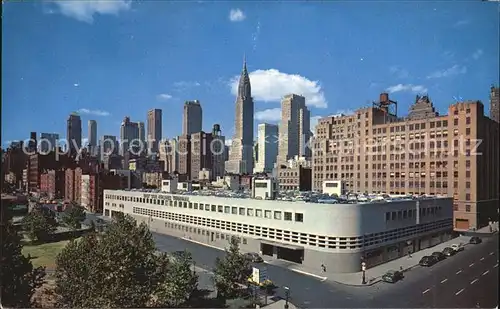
259 239 304 250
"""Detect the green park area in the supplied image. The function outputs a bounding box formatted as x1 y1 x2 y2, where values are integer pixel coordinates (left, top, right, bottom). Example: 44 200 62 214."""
21 238 79 270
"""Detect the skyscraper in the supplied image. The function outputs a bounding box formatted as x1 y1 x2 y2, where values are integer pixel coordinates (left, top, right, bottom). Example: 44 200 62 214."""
254 123 279 173
88 120 97 153
211 124 225 179
39 133 59 153
67 113 82 156
225 57 254 174
277 94 312 164
182 100 203 135
120 117 139 155
147 109 162 153
138 121 146 149
490 85 499 123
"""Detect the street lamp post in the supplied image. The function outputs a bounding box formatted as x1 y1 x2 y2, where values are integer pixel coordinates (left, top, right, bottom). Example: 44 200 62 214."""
284 286 290 309
361 262 367 285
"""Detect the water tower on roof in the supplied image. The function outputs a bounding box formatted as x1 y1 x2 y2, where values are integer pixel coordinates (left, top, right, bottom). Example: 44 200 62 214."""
373 92 398 117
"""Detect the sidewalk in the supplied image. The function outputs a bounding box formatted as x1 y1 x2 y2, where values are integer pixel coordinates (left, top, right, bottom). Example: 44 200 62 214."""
264 235 475 287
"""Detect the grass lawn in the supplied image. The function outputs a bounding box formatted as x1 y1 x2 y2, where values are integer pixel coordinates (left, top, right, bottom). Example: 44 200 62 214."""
21 238 80 270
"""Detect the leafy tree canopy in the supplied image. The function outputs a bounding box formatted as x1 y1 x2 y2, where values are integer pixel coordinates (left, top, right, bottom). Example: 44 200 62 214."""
213 236 252 300
62 203 86 230
22 205 58 243
54 213 198 308
0 221 46 307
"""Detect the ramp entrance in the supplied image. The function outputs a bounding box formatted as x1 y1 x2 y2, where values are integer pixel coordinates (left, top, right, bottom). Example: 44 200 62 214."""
260 240 304 264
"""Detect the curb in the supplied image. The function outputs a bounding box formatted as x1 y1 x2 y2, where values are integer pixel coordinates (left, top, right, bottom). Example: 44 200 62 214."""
330 264 420 287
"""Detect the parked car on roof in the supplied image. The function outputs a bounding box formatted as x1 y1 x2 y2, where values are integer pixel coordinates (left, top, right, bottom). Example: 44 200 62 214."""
442 247 456 257
469 236 482 244
382 270 404 283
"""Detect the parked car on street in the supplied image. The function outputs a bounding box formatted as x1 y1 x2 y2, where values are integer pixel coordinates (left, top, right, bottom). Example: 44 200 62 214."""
431 251 446 261
442 247 456 257
469 236 482 244
419 255 438 267
451 243 465 252
382 270 404 283
244 252 264 263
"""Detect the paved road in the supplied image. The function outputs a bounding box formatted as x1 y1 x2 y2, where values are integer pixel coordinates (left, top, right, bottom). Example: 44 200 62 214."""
371 234 499 308
152 232 371 308
153 232 499 308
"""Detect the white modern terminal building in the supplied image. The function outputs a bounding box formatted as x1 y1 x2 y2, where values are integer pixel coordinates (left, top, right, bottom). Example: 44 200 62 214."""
103 179 454 273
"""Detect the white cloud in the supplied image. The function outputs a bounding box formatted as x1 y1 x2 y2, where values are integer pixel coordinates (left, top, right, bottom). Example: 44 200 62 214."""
225 139 232 146
426 65 467 79
230 69 327 108
255 108 281 122
74 83 80 87
77 108 110 116
386 84 428 94
229 9 246 22
157 94 172 101
472 49 483 60
82 137 89 147
333 109 355 116
49 0 131 23
389 66 409 78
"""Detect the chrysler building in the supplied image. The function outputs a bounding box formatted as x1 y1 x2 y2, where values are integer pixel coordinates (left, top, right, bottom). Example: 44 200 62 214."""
225 57 254 175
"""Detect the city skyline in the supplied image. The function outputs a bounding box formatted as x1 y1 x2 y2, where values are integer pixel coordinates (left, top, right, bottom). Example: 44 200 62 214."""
2 1 499 146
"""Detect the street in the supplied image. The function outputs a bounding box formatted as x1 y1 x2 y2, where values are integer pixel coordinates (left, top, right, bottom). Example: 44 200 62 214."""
152 231 499 308
374 234 498 308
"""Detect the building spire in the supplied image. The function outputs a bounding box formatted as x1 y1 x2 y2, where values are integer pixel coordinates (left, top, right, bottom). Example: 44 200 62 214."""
238 55 251 99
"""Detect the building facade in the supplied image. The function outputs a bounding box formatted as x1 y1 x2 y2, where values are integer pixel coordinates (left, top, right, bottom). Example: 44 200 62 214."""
277 166 312 192
183 100 203 136
104 190 453 273
190 132 213 181
88 120 97 153
211 124 226 180
177 135 191 177
39 133 59 153
226 59 254 174
40 170 65 199
67 113 82 156
312 93 499 230
147 109 162 153
254 123 279 173
120 117 140 155
278 94 312 164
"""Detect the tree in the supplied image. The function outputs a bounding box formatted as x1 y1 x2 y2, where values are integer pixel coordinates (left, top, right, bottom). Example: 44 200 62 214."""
22 206 58 243
0 220 46 307
62 203 86 230
151 250 198 307
54 213 197 308
213 236 252 300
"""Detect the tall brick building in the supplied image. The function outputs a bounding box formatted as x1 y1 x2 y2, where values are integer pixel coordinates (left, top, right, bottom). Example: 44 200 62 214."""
313 93 499 231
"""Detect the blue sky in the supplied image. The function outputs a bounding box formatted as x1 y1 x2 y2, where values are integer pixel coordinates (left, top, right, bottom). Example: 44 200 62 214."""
2 0 499 146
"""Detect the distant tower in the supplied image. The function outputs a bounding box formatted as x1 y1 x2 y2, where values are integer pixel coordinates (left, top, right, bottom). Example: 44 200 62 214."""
67 113 82 156
183 101 203 135
120 117 139 156
226 56 254 174
146 109 162 153
278 94 311 164
88 120 97 154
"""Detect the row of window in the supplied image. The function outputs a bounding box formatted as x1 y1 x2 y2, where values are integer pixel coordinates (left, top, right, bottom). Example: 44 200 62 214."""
125 206 452 250
104 195 305 222
385 206 443 221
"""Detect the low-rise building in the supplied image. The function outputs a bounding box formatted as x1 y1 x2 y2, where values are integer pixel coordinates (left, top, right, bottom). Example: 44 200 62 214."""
104 189 453 273
40 170 65 199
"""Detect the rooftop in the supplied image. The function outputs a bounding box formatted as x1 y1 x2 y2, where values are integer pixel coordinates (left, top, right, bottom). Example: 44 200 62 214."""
117 188 446 205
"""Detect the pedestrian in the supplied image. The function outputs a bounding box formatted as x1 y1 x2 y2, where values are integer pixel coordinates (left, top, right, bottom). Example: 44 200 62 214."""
321 264 326 272
408 251 412 258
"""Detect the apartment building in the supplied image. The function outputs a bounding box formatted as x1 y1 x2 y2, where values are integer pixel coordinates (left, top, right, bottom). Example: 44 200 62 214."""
313 93 499 231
